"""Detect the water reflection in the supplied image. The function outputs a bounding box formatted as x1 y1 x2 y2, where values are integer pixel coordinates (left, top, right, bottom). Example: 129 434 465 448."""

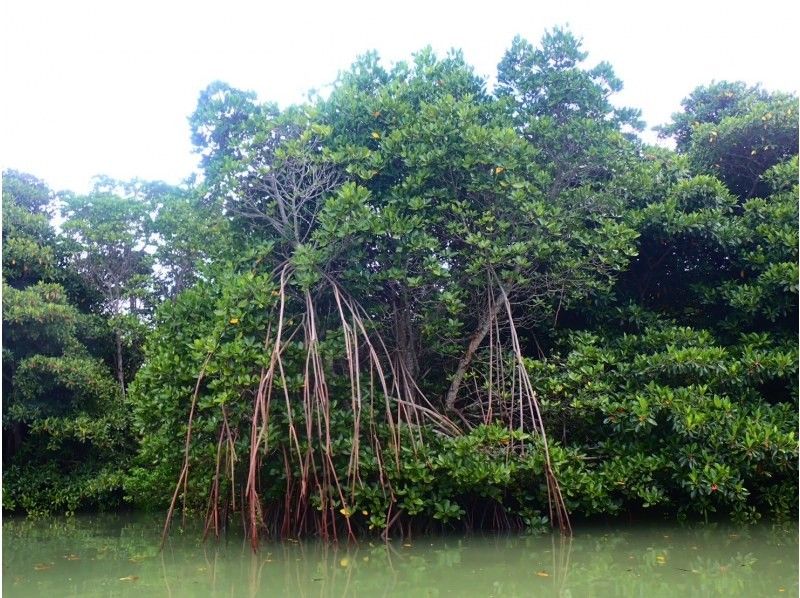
3 514 797 597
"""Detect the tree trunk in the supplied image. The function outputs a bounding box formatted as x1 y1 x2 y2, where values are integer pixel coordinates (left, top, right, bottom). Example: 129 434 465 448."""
445 293 504 411
393 292 419 381
115 330 126 398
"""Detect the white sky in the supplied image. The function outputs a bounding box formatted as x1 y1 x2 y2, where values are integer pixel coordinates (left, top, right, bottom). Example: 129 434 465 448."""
2 0 798 194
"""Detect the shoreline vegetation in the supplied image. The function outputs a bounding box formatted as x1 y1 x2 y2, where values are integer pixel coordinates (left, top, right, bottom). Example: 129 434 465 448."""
2 28 797 547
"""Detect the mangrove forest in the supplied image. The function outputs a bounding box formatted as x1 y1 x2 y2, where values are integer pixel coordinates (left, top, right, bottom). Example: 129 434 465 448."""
2 28 798 547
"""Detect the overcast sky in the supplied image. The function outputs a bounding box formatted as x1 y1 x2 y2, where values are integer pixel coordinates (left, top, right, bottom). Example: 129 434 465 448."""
2 0 798 194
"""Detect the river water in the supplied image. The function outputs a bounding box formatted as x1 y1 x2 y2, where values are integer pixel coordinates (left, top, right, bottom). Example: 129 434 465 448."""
2 514 796 597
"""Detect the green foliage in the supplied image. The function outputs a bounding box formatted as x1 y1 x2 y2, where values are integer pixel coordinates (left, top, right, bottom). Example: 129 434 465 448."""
618 153 797 340
659 82 798 198
315 38 639 396
61 186 156 312
2 170 132 516
689 96 797 199
2 283 80 360
496 27 643 202
528 322 797 522
2 177 58 288
125 262 275 509
496 28 641 128
658 81 770 152
149 185 233 298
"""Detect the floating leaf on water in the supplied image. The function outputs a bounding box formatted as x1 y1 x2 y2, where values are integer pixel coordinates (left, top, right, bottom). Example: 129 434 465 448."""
536 571 549 577
65 554 80 561
119 575 139 582
403 543 412 547
33 563 53 571
339 558 350 567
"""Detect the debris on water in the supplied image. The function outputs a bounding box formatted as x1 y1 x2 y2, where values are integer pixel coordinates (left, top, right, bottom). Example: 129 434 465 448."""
119 575 139 582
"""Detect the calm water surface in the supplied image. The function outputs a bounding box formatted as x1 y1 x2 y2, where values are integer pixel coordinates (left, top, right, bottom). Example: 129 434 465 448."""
2 514 796 597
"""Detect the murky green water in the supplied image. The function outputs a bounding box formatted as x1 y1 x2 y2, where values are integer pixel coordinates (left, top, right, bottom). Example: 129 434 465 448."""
2 514 796 597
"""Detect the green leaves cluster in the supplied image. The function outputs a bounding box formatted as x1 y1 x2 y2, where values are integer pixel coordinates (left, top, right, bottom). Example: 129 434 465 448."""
529 323 797 522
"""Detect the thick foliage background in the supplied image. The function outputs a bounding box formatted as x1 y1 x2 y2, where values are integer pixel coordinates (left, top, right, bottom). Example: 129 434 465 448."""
2 172 132 514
